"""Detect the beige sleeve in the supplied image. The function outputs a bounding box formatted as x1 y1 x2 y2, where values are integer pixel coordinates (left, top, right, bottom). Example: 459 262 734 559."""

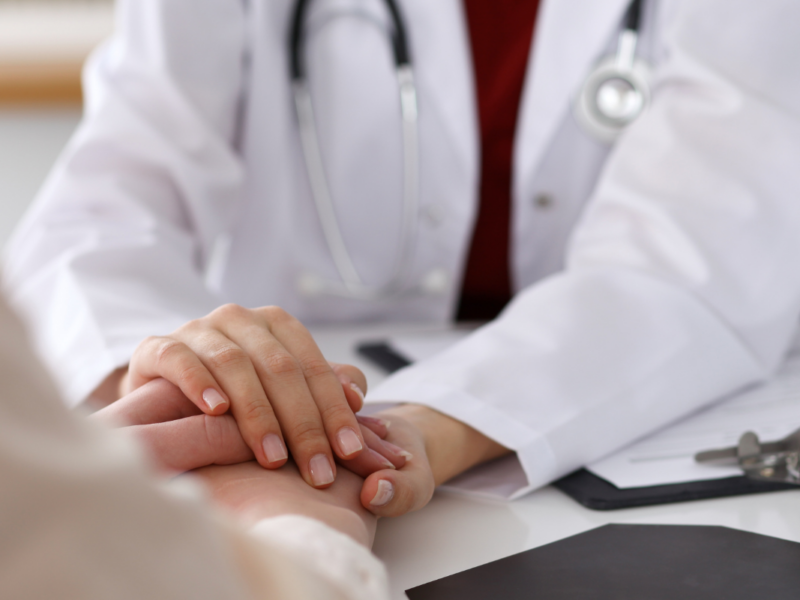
0 292 388 600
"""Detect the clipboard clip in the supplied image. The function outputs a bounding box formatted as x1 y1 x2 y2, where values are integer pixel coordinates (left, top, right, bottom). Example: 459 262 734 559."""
695 428 800 485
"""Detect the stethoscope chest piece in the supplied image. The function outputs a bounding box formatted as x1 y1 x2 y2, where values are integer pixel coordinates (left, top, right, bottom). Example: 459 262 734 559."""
573 0 651 143
574 52 650 143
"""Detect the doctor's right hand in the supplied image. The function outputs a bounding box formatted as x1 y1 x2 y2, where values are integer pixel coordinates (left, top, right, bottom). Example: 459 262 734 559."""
122 304 369 489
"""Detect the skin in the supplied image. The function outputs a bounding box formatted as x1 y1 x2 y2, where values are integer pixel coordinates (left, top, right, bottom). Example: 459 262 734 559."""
95 376 509 517
92 378 409 477
91 304 511 517
194 460 377 547
99 305 372 489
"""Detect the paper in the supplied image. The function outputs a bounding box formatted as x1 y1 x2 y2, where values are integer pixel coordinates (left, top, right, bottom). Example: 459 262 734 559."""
588 352 800 488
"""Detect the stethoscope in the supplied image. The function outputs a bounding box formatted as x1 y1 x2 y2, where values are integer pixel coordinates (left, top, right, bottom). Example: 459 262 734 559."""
290 0 650 300
574 0 651 143
290 0 435 300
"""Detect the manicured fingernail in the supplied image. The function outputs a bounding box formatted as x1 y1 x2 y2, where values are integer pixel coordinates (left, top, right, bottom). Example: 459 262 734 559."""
202 388 227 410
309 454 335 487
262 434 288 463
370 480 394 507
357 415 390 430
383 441 413 461
369 449 396 470
350 382 365 402
337 427 363 457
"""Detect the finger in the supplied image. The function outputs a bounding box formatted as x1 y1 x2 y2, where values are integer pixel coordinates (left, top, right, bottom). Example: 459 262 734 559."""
358 415 434 517
253 308 366 463
131 414 254 474
178 323 290 471
329 362 368 412
92 378 201 427
337 424 409 477
338 449 396 478
361 424 409 468
215 306 336 487
356 414 390 439
360 461 435 518
128 335 231 416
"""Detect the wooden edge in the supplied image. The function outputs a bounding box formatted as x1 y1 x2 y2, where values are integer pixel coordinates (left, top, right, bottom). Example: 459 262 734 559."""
0 62 83 105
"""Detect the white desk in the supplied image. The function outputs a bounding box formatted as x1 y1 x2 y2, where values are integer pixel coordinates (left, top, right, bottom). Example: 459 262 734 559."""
310 323 800 600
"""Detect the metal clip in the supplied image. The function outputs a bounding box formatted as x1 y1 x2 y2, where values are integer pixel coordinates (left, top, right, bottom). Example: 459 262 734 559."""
695 428 800 484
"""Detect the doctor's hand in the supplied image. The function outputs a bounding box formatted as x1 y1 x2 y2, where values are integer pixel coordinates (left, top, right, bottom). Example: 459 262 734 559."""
121 304 368 488
92 378 410 477
357 405 510 517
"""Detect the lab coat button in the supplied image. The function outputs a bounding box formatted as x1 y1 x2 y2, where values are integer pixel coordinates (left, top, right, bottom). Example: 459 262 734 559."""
423 203 445 227
534 193 554 209
421 268 448 295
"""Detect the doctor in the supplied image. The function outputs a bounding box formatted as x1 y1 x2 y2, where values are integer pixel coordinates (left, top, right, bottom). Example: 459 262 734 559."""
5 0 800 513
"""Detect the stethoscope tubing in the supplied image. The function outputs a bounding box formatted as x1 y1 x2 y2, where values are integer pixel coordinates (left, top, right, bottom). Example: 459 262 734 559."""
290 0 649 298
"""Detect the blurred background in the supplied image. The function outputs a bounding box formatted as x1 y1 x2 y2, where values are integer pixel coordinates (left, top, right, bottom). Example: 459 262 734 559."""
0 0 113 246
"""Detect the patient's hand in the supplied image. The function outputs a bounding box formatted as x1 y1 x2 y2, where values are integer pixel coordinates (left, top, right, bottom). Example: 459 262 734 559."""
92 378 410 477
194 460 377 546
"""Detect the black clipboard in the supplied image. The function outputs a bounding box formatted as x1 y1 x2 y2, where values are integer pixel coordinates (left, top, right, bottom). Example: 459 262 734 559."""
356 341 799 510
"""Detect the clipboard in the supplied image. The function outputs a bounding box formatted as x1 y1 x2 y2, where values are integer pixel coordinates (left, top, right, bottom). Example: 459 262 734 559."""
551 467 796 510
356 341 799 510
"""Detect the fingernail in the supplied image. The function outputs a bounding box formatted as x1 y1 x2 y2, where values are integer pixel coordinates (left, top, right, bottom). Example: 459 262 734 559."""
368 449 396 470
357 415 390 430
370 480 394 507
349 382 365 402
337 427 363 457
383 441 413 461
202 388 227 410
309 454 335 487
262 434 288 463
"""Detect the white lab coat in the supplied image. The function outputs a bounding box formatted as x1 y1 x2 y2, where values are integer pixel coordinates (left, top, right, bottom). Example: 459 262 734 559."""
4 0 800 497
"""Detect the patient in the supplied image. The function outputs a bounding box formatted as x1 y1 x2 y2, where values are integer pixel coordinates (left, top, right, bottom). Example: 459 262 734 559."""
0 292 389 599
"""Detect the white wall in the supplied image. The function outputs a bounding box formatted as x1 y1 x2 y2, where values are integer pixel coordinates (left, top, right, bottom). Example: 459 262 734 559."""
0 108 81 246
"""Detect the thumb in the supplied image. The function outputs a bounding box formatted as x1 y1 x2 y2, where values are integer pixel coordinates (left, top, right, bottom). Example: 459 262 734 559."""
360 464 435 518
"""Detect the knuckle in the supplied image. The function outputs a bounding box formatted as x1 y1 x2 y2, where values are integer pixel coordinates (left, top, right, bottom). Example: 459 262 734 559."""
207 345 248 370
154 339 189 368
212 303 250 322
287 418 326 449
302 357 333 381
238 398 275 427
201 415 226 452
175 362 209 388
265 352 302 377
177 317 204 335
319 401 355 425
261 305 294 325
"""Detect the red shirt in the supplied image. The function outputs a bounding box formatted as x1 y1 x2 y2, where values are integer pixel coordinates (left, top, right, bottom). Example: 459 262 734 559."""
456 0 541 321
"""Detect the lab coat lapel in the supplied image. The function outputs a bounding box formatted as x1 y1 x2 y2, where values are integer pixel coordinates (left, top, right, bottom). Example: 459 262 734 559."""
515 0 631 195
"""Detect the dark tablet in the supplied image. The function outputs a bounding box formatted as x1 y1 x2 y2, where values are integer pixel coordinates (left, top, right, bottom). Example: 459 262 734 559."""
406 524 800 599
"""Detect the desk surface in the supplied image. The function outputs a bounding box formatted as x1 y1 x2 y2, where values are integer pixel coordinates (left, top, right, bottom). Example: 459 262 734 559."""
310 323 800 600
